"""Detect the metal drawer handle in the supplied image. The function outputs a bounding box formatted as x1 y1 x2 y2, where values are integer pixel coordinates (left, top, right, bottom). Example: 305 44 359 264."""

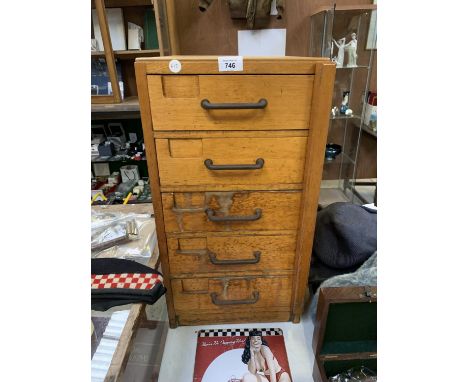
204 158 264 170
201 98 268 110
211 291 259 305
206 208 262 222
208 251 261 265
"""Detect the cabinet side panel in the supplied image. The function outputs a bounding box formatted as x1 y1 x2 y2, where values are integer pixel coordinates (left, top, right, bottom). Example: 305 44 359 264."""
135 61 177 328
291 62 336 322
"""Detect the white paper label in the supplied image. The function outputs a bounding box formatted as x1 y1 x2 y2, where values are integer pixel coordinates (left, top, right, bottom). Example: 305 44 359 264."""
218 56 243 72
168 59 182 73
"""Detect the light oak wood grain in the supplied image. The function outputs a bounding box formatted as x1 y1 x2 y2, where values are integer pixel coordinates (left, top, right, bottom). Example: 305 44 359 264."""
172 276 292 313
160 183 303 192
291 62 336 323
135 57 336 327
135 62 177 328
177 311 291 326
148 75 314 130
136 56 327 74
153 130 309 139
167 233 296 275
103 304 142 382
161 191 302 233
165 229 297 239
156 135 307 189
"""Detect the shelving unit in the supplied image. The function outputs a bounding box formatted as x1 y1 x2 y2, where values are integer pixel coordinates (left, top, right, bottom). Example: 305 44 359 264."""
91 96 140 120
91 0 173 105
91 157 146 163
91 117 151 204
91 48 163 59
91 1 177 205
309 4 377 206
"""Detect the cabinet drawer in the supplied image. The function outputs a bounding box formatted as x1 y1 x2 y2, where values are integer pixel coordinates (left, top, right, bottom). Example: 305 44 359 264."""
148 75 314 131
167 233 296 276
172 276 292 314
162 191 301 233
156 136 307 189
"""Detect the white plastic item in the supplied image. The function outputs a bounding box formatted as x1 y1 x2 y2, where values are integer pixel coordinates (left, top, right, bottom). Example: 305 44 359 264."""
92 8 126 51
364 103 377 126
128 22 143 50
93 217 156 264
120 165 140 182
91 211 155 262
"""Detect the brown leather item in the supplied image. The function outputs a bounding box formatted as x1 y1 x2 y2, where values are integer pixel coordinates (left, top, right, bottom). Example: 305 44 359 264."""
199 0 284 28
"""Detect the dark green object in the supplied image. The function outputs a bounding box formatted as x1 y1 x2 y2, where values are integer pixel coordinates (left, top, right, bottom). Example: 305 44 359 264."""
144 9 159 49
321 302 377 355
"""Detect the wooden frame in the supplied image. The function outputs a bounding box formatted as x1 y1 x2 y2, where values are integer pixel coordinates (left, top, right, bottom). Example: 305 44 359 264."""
312 286 377 382
291 62 335 322
92 0 122 104
135 61 177 327
135 57 335 327
164 0 180 54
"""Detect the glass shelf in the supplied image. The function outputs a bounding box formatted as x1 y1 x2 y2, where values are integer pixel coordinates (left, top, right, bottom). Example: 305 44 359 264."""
324 152 355 165
336 65 369 70
310 4 377 206
330 114 361 121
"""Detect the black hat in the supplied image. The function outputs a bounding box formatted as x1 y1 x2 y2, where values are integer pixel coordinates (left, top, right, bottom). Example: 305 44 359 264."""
313 202 377 269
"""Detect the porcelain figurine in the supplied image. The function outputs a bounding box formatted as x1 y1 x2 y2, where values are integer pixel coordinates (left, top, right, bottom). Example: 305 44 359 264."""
345 33 358 67
332 38 346 68
340 91 350 114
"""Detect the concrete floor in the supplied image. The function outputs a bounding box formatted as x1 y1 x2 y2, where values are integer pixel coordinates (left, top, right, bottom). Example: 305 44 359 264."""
319 179 377 207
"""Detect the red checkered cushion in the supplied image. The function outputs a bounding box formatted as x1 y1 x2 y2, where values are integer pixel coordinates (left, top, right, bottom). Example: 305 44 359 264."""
91 273 163 290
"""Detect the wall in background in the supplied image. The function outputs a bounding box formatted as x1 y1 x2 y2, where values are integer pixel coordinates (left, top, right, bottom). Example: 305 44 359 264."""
169 0 376 179
171 1 373 55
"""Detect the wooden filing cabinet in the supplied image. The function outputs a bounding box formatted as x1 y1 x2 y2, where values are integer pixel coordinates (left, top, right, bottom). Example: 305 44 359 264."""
135 56 335 328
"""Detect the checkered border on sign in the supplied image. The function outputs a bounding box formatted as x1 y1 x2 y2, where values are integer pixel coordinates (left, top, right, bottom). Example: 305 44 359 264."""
198 328 283 337
91 273 163 290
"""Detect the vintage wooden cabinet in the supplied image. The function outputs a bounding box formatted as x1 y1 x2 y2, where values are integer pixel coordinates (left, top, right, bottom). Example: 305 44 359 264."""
135 56 335 327
312 286 377 381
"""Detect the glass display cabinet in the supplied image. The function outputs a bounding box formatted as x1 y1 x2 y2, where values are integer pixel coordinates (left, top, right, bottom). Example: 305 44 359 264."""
309 4 377 206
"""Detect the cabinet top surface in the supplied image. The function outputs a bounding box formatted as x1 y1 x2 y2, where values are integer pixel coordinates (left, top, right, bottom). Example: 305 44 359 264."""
136 56 335 75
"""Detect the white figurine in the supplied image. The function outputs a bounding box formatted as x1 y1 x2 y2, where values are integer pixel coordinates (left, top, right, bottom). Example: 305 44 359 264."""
331 106 339 117
340 91 350 114
332 38 346 68
345 32 358 67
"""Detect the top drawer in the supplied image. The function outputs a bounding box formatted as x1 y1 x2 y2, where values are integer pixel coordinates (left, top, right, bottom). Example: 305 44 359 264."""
148 75 314 131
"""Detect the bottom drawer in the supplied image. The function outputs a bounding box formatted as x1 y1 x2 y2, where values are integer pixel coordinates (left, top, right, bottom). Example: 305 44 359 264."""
172 276 292 314
176 311 291 326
